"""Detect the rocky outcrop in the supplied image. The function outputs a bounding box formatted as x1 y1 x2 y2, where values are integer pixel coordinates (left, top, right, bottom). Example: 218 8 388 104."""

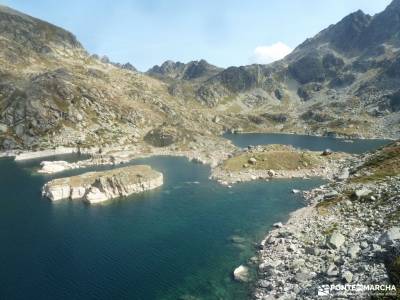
147 59 222 80
42 165 163 204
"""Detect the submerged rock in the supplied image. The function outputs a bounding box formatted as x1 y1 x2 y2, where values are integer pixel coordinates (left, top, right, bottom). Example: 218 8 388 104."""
230 235 246 244
233 265 250 282
42 165 163 204
38 161 72 173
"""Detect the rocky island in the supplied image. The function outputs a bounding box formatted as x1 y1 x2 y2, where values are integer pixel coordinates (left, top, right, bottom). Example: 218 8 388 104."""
42 165 163 204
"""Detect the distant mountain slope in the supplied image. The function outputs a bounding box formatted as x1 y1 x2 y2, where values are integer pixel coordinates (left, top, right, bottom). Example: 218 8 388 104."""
0 5 222 151
148 0 400 138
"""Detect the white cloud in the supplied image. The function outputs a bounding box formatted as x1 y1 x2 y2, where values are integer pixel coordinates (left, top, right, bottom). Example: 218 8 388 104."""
251 42 293 64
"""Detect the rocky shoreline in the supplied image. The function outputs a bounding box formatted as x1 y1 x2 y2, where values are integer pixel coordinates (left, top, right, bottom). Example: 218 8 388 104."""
231 129 397 141
14 147 79 161
252 142 400 299
42 165 163 204
34 143 352 189
2 135 399 298
211 160 346 186
20 136 236 175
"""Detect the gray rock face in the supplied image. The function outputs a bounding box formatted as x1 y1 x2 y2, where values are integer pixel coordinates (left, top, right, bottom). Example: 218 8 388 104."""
289 55 325 84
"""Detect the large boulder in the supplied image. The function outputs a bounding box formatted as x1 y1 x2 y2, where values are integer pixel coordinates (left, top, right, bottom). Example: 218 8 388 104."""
327 232 346 249
378 227 400 246
352 188 372 199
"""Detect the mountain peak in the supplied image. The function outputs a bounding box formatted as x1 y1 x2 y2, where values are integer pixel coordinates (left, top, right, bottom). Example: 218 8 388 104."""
386 0 400 11
147 59 221 80
289 7 374 56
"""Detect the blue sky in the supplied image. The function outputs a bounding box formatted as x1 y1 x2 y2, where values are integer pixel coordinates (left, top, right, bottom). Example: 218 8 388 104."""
0 0 392 71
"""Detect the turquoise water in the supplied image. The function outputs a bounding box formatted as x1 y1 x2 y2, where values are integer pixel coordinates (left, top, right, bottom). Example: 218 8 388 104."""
0 155 323 300
0 135 388 299
224 132 390 154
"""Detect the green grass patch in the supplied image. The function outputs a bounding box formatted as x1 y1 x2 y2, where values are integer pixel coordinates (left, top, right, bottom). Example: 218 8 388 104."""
352 142 400 183
222 145 322 172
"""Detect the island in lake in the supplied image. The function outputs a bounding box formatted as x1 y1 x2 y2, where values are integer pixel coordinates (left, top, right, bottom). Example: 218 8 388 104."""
42 165 163 203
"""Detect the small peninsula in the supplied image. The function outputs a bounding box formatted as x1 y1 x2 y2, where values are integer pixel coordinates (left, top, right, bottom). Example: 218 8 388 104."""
211 144 351 185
